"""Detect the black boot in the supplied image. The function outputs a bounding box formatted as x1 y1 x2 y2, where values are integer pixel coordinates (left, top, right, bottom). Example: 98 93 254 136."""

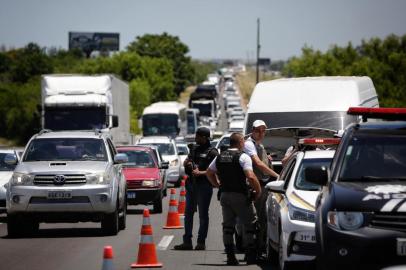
246 248 257 265
235 232 244 253
225 245 239 266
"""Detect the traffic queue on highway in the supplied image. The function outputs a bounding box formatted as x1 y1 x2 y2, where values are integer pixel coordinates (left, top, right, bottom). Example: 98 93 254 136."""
1 67 406 270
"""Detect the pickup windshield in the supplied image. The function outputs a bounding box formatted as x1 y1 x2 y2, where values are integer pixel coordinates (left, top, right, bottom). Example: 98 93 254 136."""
44 106 106 130
339 134 406 181
24 138 108 161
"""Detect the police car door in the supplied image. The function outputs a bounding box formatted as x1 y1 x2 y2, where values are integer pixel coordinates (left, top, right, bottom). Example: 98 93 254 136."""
267 156 297 244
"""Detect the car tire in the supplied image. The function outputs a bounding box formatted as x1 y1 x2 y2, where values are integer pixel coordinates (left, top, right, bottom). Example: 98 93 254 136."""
266 238 278 263
119 195 127 231
7 214 22 238
102 205 119 236
153 193 163 213
278 230 291 270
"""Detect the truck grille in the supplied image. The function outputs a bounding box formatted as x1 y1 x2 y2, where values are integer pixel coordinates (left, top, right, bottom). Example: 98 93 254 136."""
370 212 406 232
127 180 142 189
34 174 87 185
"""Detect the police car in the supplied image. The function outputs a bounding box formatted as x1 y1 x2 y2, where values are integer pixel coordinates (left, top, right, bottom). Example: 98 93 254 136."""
265 137 340 270
305 107 406 269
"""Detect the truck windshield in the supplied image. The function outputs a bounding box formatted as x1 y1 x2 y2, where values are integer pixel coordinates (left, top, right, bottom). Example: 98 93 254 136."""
143 114 179 137
44 107 106 130
339 133 406 182
24 138 108 161
295 158 332 191
191 102 212 117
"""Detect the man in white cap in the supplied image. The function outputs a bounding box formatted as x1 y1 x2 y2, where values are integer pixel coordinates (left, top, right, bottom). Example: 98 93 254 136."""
243 119 279 258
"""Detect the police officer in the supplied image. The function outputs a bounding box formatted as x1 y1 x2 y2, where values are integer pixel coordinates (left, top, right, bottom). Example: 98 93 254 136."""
174 126 218 251
244 120 279 255
207 133 261 265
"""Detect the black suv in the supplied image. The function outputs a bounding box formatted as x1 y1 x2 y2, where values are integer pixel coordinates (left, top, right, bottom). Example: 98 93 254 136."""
306 107 406 269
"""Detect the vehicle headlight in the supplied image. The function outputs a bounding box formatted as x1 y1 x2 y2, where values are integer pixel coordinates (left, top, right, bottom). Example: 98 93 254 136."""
87 172 110 184
288 204 315 223
10 172 34 186
328 211 364 231
142 179 159 187
170 159 179 166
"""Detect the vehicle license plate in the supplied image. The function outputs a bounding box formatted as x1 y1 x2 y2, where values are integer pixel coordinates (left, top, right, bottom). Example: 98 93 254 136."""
294 231 316 243
47 190 72 199
127 191 136 199
397 238 406 256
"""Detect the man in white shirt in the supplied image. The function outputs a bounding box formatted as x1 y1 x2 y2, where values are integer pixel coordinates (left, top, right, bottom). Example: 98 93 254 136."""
244 119 279 256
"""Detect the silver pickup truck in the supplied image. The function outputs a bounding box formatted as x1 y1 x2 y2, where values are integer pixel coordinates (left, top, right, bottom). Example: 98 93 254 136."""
5 130 128 237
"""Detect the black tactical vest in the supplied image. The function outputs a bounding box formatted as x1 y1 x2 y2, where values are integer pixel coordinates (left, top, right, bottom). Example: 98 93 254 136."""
190 143 217 181
216 149 248 194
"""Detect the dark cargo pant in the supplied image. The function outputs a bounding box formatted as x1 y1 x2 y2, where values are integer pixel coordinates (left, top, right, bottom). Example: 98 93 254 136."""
220 192 257 248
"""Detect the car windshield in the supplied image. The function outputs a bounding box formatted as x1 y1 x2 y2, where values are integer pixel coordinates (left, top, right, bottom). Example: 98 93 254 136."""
139 143 175 155
339 133 406 182
24 138 108 161
177 145 189 155
295 158 332 191
0 153 17 171
118 150 156 168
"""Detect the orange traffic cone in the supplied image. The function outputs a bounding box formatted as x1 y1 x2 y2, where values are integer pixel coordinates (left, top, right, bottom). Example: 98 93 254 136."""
178 179 186 216
131 209 162 268
163 188 184 229
101 246 114 270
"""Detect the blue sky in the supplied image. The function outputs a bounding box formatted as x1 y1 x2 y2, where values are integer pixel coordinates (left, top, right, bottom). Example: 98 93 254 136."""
1 0 406 60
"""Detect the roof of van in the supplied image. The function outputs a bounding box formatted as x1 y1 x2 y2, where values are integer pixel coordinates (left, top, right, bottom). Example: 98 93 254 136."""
247 76 378 113
142 101 186 115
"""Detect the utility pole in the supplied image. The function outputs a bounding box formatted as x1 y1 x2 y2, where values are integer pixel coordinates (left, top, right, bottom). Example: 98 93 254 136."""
256 18 261 84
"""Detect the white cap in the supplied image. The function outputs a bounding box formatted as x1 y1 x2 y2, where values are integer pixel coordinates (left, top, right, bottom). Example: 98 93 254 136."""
252 120 267 128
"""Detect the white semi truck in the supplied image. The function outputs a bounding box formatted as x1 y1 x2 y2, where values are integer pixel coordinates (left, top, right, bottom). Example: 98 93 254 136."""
41 74 131 145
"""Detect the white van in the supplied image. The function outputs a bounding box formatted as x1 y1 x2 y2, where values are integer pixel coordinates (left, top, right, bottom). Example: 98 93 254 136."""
243 76 379 134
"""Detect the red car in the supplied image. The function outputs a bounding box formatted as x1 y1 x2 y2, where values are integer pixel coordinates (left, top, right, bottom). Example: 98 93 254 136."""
116 146 168 213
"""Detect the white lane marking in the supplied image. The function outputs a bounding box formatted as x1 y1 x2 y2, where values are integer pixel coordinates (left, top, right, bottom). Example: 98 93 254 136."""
157 235 174 250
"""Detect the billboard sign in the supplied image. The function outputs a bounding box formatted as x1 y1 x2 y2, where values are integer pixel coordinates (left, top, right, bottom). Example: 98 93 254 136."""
69 32 119 54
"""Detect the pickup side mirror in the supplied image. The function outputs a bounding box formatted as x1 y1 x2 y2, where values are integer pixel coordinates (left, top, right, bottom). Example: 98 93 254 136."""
4 154 18 165
114 153 128 164
160 161 169 169
265 180 285 193
305 166 328 186
112 115 119 128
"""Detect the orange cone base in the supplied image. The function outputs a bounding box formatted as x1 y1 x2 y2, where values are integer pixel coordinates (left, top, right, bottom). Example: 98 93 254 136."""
131 244 162 268
163 225 184 229
131 262 163 268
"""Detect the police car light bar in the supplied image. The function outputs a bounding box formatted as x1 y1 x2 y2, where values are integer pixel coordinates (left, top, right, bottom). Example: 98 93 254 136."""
298 138 341 146
347 107 406 121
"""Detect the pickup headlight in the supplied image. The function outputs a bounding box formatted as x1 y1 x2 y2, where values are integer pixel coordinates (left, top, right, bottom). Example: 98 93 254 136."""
328 211 364 231
288 204 315 223
10 173 34 186
142 179 159 187
170 159 179 167
87 173 110 184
